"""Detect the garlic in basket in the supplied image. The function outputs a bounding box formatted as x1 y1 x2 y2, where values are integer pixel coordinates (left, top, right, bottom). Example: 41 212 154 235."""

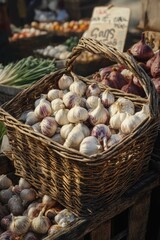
31 208 51 234
86 83 101 97
89 98 109 126
55 109 69 125
51 98 65 112
79 136 102 156
34 100 52 119
25 111 40 126
47 89 63 101
51 133 65 144
109 102 127 130
107 133 123 149
34 94 47 108
121 113 143 134
101 89 115 107
86 96 99 109
69 72 87 97
109 97 135 117
58 74 73 90
67 104 89 123
135 104 149 121
60 123 75 139
91 124 111 150
0 175 12 190
10 215 31 235
63 91 81 109
40 117 57 137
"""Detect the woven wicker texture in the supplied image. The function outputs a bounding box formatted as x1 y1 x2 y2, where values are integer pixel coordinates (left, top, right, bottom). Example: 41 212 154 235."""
0 38 159 217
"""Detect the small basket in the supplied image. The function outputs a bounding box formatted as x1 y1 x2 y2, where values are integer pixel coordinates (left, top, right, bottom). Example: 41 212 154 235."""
0 38 159 217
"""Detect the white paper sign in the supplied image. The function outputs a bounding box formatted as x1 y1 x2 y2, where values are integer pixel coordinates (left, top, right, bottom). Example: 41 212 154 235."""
84 6 130 52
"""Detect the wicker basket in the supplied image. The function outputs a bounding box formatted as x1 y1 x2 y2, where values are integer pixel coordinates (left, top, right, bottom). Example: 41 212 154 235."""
0 38 159 217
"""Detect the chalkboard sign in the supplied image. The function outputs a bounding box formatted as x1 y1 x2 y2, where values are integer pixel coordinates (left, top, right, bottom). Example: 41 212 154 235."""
83 6 130 52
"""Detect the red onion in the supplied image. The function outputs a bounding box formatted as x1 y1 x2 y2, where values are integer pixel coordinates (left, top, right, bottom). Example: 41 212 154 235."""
108 69 127 89
121 79 145 97
152 77 160 93
150 50 160 77
128 33 154 61
101 77 118 89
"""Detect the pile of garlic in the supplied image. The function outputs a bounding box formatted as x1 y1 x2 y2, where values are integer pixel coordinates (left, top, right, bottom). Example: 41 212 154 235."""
0 175 76 239
19 72 149 156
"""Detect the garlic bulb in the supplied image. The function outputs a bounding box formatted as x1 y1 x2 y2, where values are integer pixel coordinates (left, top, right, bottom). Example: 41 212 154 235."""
25 111 40 126
0 186 13 204
0 175 12 190
89 98 109 126
101 89 115 107
20 188 37 202
79 136 102 156
18 178 31 190
107 134 123 149
64 127 85 149
91 124 111 150
74 123 90 137
69 72 87 96
40 117 57 137
47 89 63 101
109 98 135 117
10 215 30 235
109 105 127 130
8 195 24 216
86 96 99 109
60 123 75 139
32 122 41 133
51 133 65 144
51 98 65 112
121 113 142 134
67 105 89 123
63 91 81 109
135 104 149 122
55 109 69 125
31 208 51 234
34 100 52 119
86 83 101 97
58 74 73 90
34 94 47 108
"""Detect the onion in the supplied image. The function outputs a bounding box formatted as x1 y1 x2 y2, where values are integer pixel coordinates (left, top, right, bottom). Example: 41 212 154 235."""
108 69 127 89
121 79 145 97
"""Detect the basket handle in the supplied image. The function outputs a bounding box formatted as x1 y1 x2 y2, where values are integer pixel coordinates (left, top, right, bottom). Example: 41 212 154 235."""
66 37 158 117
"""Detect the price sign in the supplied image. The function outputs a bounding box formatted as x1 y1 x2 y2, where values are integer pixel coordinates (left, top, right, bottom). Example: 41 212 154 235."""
83 6 130 52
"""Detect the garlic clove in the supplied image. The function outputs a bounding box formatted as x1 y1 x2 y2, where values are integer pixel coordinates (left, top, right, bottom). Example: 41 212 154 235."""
0 186 13 204
40 117 58 137
8 195 24 216
58 74 73 90
31 208 51 234
64 127 85 149
121 113 142 134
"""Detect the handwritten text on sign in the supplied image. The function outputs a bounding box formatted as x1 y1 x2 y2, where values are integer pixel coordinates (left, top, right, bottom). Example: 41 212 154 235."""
84 6 130 52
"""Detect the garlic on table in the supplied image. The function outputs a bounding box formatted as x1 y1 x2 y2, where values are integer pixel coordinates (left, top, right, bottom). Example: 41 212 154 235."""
109 97 135 117
31 208 51 234
109 103 127 130
34 94 47 108
55 109 69 125
34 100 52 119
89 98 109 126
10 215 30 235
51 98 65 112
121 113 142 134
86 83 101 97
8 195 24 216
64 125 85 149
86 96 99 109
0 186 13 204
58 74 73 90
107 133 123 149
63 91 81 109
20 188 37 202
79 136 102 156
101 89 115 107
0 175 12 190
60 123 75 139
51 133 65 144
91 124 111 150
18 178 31 190
67 104 89 123
40 117 58 137
47 89 63 101
69 72 87 97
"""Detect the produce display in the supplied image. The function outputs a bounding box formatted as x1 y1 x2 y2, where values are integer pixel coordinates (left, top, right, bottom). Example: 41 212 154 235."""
19 72 149 156
0 57 57 88
31 20 90 33
10 28 47 42
35 36 79 60
0 175 76 239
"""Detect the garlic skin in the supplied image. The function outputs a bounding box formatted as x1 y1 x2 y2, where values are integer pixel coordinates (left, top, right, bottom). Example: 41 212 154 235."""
69 72 87 96
0 175 12 190
51 133 65 144
58 74 73 90
67 105 89 123
18 178 31 190
51 98 65 112
60 123 75 139
20 188 37 202
101 89 115 107
34 94 47 108
63 91 81 109
31 208 51 234
40 117 58 137
121 113 142 134
64 126 85 149
86 83 101 97
34 100 52 119
25 111 40 126
86 96 99 109
107 134 123 149
8 195 24 216
0 186 13 204
10 215 30 235
109 97 135 117
47 89 63 101
55 109 69 125
89 98 110 126
79 136 102 156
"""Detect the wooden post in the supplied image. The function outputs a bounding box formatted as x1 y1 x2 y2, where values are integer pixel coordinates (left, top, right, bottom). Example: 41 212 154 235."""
89 220 111 240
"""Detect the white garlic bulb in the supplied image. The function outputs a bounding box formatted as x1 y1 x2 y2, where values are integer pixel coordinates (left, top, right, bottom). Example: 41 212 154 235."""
47 89 63 101
25 111 40 126
51 133 64 144
58 74 73 90
60 123 75 139
109 98 135 117
18 178 31 190
31 208 51 234
34 94 47 108
89 98 109 126
51 98 65 112
79 136 102 156
109 107 127 130
121 113 142 134
86 96 99 109
40 117 57 137
63 91 81 109
86 83 101 97
0 175 12 190
10 215 31 235
64 126 85 149
55 109 69 125
34 100 52 119
67 105 89 123
69 72 87 97
101 89 115 107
